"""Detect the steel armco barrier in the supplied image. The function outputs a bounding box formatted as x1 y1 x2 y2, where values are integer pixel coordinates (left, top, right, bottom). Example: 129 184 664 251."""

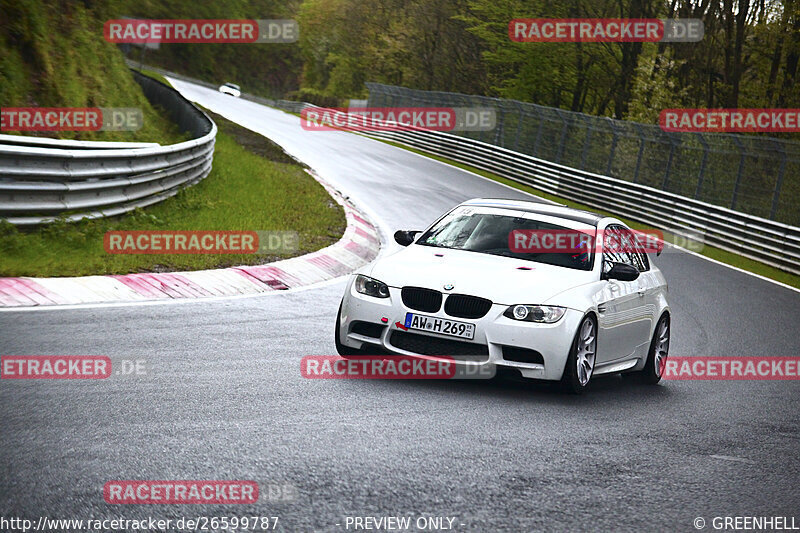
366 83 800 228
292 104 800 275
0 71 216 225
77 64 800 276
125 61 310 114
361 126 800 275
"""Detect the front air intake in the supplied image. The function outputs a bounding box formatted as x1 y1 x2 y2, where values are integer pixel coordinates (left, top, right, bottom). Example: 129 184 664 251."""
444 294 493 319
401 287 442 313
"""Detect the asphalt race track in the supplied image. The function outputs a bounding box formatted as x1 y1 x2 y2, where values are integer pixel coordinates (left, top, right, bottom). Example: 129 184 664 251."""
1 80 799 532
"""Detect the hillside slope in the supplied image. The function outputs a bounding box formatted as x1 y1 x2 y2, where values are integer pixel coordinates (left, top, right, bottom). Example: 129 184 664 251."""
0 0 186 143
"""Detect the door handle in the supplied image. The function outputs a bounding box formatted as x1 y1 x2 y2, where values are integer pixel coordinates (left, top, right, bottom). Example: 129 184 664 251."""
637 288 646 297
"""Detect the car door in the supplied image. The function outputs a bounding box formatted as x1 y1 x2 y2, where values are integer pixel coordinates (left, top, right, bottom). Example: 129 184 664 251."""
594 224 647 363
619 225 657 350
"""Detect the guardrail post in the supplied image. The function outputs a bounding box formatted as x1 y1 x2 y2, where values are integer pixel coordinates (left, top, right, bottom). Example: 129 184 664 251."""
533 106 546 157
555 110 568 164
730 136 746 210
493 100 505 147
580 116 593 170
477 96 490 143
694 133 709 199
770 141 786 220
633 124 645 183
605 118 618 177
662 133 678 190
512 102 524 152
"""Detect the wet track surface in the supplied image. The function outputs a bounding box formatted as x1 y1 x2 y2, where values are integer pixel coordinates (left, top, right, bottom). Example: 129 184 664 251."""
2 81 799 531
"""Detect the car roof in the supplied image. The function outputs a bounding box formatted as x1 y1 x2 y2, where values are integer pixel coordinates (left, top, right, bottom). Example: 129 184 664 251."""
461 198 605 226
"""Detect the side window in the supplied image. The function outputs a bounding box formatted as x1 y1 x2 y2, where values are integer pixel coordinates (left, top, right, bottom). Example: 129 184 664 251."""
633 235 650 271
620 226 650 272
602 225 634 269
603 225 649 272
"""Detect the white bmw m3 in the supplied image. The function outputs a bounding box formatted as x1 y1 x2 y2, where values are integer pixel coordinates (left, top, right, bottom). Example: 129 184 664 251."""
335 198 670 393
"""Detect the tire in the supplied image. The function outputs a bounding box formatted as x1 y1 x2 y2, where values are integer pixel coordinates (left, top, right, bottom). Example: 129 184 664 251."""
560 314 597 394
334 300 361 357
641 314 670 384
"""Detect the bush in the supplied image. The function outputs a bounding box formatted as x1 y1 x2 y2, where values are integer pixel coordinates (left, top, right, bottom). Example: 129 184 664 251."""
287 88 343 108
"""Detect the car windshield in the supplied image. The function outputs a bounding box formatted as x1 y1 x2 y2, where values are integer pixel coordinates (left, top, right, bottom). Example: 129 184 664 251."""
225 83 240 90
417 207 594 271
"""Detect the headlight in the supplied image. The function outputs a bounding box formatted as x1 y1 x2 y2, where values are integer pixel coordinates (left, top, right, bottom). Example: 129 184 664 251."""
354 274 390 298
504 304 566 323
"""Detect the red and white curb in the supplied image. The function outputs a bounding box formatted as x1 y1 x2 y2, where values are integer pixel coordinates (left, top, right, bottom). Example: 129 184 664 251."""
0 175 380 308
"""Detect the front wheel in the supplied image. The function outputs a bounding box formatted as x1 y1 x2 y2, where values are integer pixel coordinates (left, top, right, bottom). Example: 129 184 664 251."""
640 314 670 384
561 315 597 394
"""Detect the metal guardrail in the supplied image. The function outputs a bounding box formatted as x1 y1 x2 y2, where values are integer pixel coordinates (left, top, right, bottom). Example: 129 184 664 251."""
242 96 309 114
367 83 800 227
125 61 310 114
361 126 800 275
96 64 800 275
0 71 216 225
279 103 800 274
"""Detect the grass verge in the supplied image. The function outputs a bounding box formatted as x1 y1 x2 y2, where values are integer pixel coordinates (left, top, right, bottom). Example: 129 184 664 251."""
0 110 346 277
375 139 800 290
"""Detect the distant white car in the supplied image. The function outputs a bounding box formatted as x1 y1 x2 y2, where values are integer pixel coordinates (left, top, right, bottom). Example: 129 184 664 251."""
335 198 671 393
218 83 241 97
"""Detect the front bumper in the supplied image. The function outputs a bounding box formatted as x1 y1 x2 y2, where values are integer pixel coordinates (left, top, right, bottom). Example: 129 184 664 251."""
338 283 583 381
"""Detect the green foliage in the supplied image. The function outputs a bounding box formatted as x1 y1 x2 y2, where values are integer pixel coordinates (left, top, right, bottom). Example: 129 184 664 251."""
296 0 800 123
115 0 303 98
287 87 343 107
625 50 690 123
297 0 486 99
7 0 799 129
0 0 186 143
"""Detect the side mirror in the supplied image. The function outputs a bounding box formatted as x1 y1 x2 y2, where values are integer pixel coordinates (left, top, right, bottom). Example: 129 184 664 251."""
394 230 420 247
602 262 640 282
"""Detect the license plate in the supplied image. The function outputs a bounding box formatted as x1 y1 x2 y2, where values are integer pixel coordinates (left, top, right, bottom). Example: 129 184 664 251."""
403 312 475 340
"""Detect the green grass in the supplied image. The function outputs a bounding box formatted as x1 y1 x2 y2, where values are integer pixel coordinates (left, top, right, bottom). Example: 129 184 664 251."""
0 1 186 144
0 111 346 277
137 68 171 87
374 139 800 290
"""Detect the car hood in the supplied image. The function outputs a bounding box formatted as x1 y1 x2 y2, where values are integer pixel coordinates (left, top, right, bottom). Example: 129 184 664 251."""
368 245 594 305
